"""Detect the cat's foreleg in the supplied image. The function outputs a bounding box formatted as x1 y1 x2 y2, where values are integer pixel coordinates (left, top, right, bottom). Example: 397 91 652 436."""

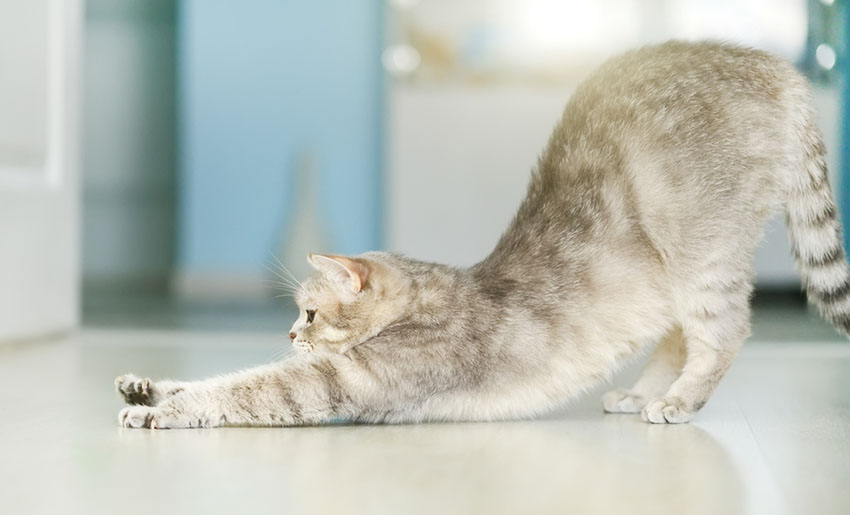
602 327 686 413
117 355 371 429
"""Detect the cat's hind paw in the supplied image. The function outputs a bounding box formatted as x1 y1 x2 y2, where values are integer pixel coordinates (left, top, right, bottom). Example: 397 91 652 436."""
641 396 696 424
115 374 155 406
602 388 646 413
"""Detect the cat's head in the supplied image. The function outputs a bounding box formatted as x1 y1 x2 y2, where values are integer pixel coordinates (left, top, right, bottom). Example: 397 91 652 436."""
289 252 408 354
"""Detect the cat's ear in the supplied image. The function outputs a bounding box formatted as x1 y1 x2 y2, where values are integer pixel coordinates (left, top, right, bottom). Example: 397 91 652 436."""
307 253 370 293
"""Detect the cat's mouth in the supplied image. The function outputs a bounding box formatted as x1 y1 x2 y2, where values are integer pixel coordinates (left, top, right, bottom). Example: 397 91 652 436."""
293 340 314 353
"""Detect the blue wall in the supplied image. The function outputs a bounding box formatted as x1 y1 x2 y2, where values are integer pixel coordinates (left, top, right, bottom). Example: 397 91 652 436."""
178 0 383 277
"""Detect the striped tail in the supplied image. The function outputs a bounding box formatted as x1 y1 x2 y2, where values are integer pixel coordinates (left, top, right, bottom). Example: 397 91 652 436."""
786 125 850 336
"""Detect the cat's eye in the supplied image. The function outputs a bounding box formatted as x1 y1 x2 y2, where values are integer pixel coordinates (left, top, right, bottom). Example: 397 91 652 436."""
306 309 316 323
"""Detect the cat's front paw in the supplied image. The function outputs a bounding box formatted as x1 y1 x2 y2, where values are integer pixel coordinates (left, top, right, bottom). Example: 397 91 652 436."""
602 388 646 413
641 396 696 424
118 405 194 429
119 405 160 428
115 374 155 406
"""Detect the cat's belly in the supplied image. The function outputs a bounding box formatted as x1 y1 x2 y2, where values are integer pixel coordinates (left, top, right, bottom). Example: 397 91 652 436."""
408 314 674 423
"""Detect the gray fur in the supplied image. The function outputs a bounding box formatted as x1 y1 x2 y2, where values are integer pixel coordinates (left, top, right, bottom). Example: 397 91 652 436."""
117 41 848 428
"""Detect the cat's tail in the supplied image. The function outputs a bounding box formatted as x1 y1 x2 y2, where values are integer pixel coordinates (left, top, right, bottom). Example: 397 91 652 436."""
786 120 850 336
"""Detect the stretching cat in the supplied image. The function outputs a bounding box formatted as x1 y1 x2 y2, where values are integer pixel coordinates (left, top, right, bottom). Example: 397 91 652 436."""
117 41 849 428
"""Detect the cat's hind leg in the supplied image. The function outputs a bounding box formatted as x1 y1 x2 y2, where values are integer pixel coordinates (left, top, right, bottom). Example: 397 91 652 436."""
602 327 686 413
642 281 751 424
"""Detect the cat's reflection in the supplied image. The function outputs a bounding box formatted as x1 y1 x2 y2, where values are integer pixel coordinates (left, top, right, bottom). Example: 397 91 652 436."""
138 415 744 515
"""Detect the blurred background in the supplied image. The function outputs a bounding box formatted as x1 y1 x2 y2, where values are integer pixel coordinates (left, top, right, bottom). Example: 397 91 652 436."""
1 0 849 340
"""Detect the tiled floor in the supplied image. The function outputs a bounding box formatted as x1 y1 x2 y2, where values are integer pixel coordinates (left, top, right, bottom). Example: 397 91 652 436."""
1 320 849 515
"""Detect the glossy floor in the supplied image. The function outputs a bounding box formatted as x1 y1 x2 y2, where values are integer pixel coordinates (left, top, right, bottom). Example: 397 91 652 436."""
1 329 848 515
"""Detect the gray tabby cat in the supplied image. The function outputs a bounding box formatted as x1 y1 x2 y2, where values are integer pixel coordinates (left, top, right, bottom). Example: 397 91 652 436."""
117 41 849 428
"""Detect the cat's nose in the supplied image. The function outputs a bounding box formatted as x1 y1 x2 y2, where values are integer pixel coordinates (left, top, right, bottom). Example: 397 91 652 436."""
289 332 297 341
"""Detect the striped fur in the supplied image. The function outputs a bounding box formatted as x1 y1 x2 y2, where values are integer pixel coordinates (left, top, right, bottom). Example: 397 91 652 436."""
787 129 850 334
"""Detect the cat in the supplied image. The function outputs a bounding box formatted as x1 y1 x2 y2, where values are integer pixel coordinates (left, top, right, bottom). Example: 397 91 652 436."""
117 41 849 428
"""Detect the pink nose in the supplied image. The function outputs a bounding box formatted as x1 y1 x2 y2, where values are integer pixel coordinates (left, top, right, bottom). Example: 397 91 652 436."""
289 332 296 341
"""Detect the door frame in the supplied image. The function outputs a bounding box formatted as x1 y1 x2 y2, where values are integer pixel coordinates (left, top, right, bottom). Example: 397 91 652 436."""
0 0 81 343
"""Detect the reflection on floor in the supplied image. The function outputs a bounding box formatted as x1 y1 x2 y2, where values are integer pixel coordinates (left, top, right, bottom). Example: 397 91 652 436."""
0 293 845 514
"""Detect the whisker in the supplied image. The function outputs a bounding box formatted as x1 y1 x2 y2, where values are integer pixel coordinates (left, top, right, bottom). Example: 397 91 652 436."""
263 265 300 291
263 264 298 285
270 253 303 287
266 287 297 300
263 279 298 293
266 339 295 363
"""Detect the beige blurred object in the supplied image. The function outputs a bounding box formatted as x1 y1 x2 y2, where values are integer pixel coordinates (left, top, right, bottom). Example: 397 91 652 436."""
407 25 457 80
